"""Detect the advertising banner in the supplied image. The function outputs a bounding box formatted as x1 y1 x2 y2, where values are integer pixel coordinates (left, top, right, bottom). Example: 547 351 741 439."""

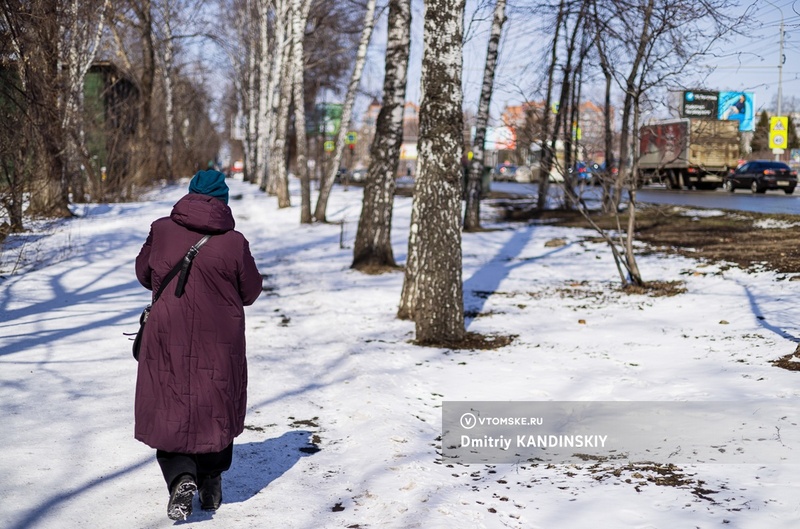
718 91 755 132
681 90 718 119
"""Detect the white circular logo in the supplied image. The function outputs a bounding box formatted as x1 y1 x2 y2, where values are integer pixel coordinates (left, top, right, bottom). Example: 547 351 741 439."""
775 135 785 146
460 412 477 429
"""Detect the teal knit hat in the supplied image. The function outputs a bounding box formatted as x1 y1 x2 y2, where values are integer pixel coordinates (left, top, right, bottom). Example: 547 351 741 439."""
189 170 229 204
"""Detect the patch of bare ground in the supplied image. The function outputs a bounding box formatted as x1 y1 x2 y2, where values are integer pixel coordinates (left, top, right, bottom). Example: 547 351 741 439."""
415 331 517 350
521 279 686 305
581 461 719 503
493 203 800 276
622 280 687 297
771 344 800 371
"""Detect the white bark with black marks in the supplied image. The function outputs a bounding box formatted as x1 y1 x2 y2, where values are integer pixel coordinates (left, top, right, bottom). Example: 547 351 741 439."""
352 0 411 269
464 0 506 232
399 0 466 344
314 0 377 222
271 0 294 207
292 0 313 222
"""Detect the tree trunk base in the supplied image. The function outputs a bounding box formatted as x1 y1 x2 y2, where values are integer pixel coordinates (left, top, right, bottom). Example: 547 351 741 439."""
351 260 401 275
414 331 515 350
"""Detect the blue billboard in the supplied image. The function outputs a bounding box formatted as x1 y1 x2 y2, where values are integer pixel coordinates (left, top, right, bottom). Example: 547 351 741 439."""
718 91 755 132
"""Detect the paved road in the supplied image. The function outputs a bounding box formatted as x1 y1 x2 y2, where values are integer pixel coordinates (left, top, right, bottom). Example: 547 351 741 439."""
635 187 800 215
491 182 800 216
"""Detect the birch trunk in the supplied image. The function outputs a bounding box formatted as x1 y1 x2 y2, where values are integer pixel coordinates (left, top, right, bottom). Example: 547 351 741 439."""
271 1 294 208
245 0 259 183
463 0 506 232
291 0 313 222
264 0 289 194
399 0 466 344
254 0 270 189
314 0 377 222
352 0 411 270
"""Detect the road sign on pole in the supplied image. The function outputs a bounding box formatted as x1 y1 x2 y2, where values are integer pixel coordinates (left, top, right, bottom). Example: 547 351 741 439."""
770 116 788 153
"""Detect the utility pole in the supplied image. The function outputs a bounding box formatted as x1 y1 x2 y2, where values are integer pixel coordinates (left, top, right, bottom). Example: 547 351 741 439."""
767 0 784 160
778 9 784 118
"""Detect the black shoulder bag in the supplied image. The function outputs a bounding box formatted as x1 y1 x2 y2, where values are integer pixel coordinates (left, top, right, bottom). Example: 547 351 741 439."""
131 234 212 360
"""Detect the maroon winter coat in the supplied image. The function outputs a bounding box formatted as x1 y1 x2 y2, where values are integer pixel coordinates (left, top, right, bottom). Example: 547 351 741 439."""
134 193 261 453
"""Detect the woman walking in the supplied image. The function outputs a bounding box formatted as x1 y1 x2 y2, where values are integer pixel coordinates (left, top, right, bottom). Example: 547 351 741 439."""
134 170 262 520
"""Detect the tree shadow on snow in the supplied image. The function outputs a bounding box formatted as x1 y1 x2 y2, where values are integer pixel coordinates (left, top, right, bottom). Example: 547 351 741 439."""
463 225 574 328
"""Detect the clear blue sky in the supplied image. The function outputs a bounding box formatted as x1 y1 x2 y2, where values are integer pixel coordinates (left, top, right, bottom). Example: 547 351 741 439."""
700 0 800 115
267 1 800 130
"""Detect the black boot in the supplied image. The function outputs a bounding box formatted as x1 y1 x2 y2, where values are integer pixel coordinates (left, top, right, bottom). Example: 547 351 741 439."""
167 474 197 520
199 474 222 511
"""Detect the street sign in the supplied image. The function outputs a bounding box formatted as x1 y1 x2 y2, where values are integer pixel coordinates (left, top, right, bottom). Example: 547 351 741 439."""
324 140 335 153
345 131 357 145
770 116 788 150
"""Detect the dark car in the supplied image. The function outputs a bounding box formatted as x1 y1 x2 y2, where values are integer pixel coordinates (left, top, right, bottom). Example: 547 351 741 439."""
723 161 797 194
333 167 348 183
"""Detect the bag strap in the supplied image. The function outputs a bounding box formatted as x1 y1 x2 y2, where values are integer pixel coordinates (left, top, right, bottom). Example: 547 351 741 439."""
152 234 212 303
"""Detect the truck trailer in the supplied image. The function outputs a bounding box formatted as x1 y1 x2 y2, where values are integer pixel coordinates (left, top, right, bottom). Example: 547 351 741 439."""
638 119 740 190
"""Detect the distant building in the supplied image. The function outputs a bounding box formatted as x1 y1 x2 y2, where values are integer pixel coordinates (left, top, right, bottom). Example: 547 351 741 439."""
84 61 138 185
357 100 420 177
501 100 614 164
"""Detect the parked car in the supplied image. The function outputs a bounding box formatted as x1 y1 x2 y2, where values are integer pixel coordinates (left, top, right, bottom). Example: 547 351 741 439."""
491 163 518 182
350 168 367 183
723 160 797 194
569 162 594 184
230 160 244 178
333 167 348 183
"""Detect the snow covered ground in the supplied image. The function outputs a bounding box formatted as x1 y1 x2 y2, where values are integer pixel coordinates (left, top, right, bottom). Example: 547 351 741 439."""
2 177 800 528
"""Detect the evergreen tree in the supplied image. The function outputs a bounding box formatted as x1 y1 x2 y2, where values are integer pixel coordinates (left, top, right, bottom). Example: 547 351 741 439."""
788 114 799 150
751 111 770 153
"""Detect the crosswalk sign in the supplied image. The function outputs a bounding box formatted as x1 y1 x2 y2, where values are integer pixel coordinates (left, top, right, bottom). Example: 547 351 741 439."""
770 116 788 150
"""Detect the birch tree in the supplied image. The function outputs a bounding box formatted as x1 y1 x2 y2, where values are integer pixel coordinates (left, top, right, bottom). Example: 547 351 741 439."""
569 0 736 287
0 0 110 215
254 0 271 189
291 0 313 222
463 0 506 232
153 0 202 181
399 0 466 344
351 0 411 271
270 0 294 207
62 0 112 201
244 0 259 183
313 0 377 222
